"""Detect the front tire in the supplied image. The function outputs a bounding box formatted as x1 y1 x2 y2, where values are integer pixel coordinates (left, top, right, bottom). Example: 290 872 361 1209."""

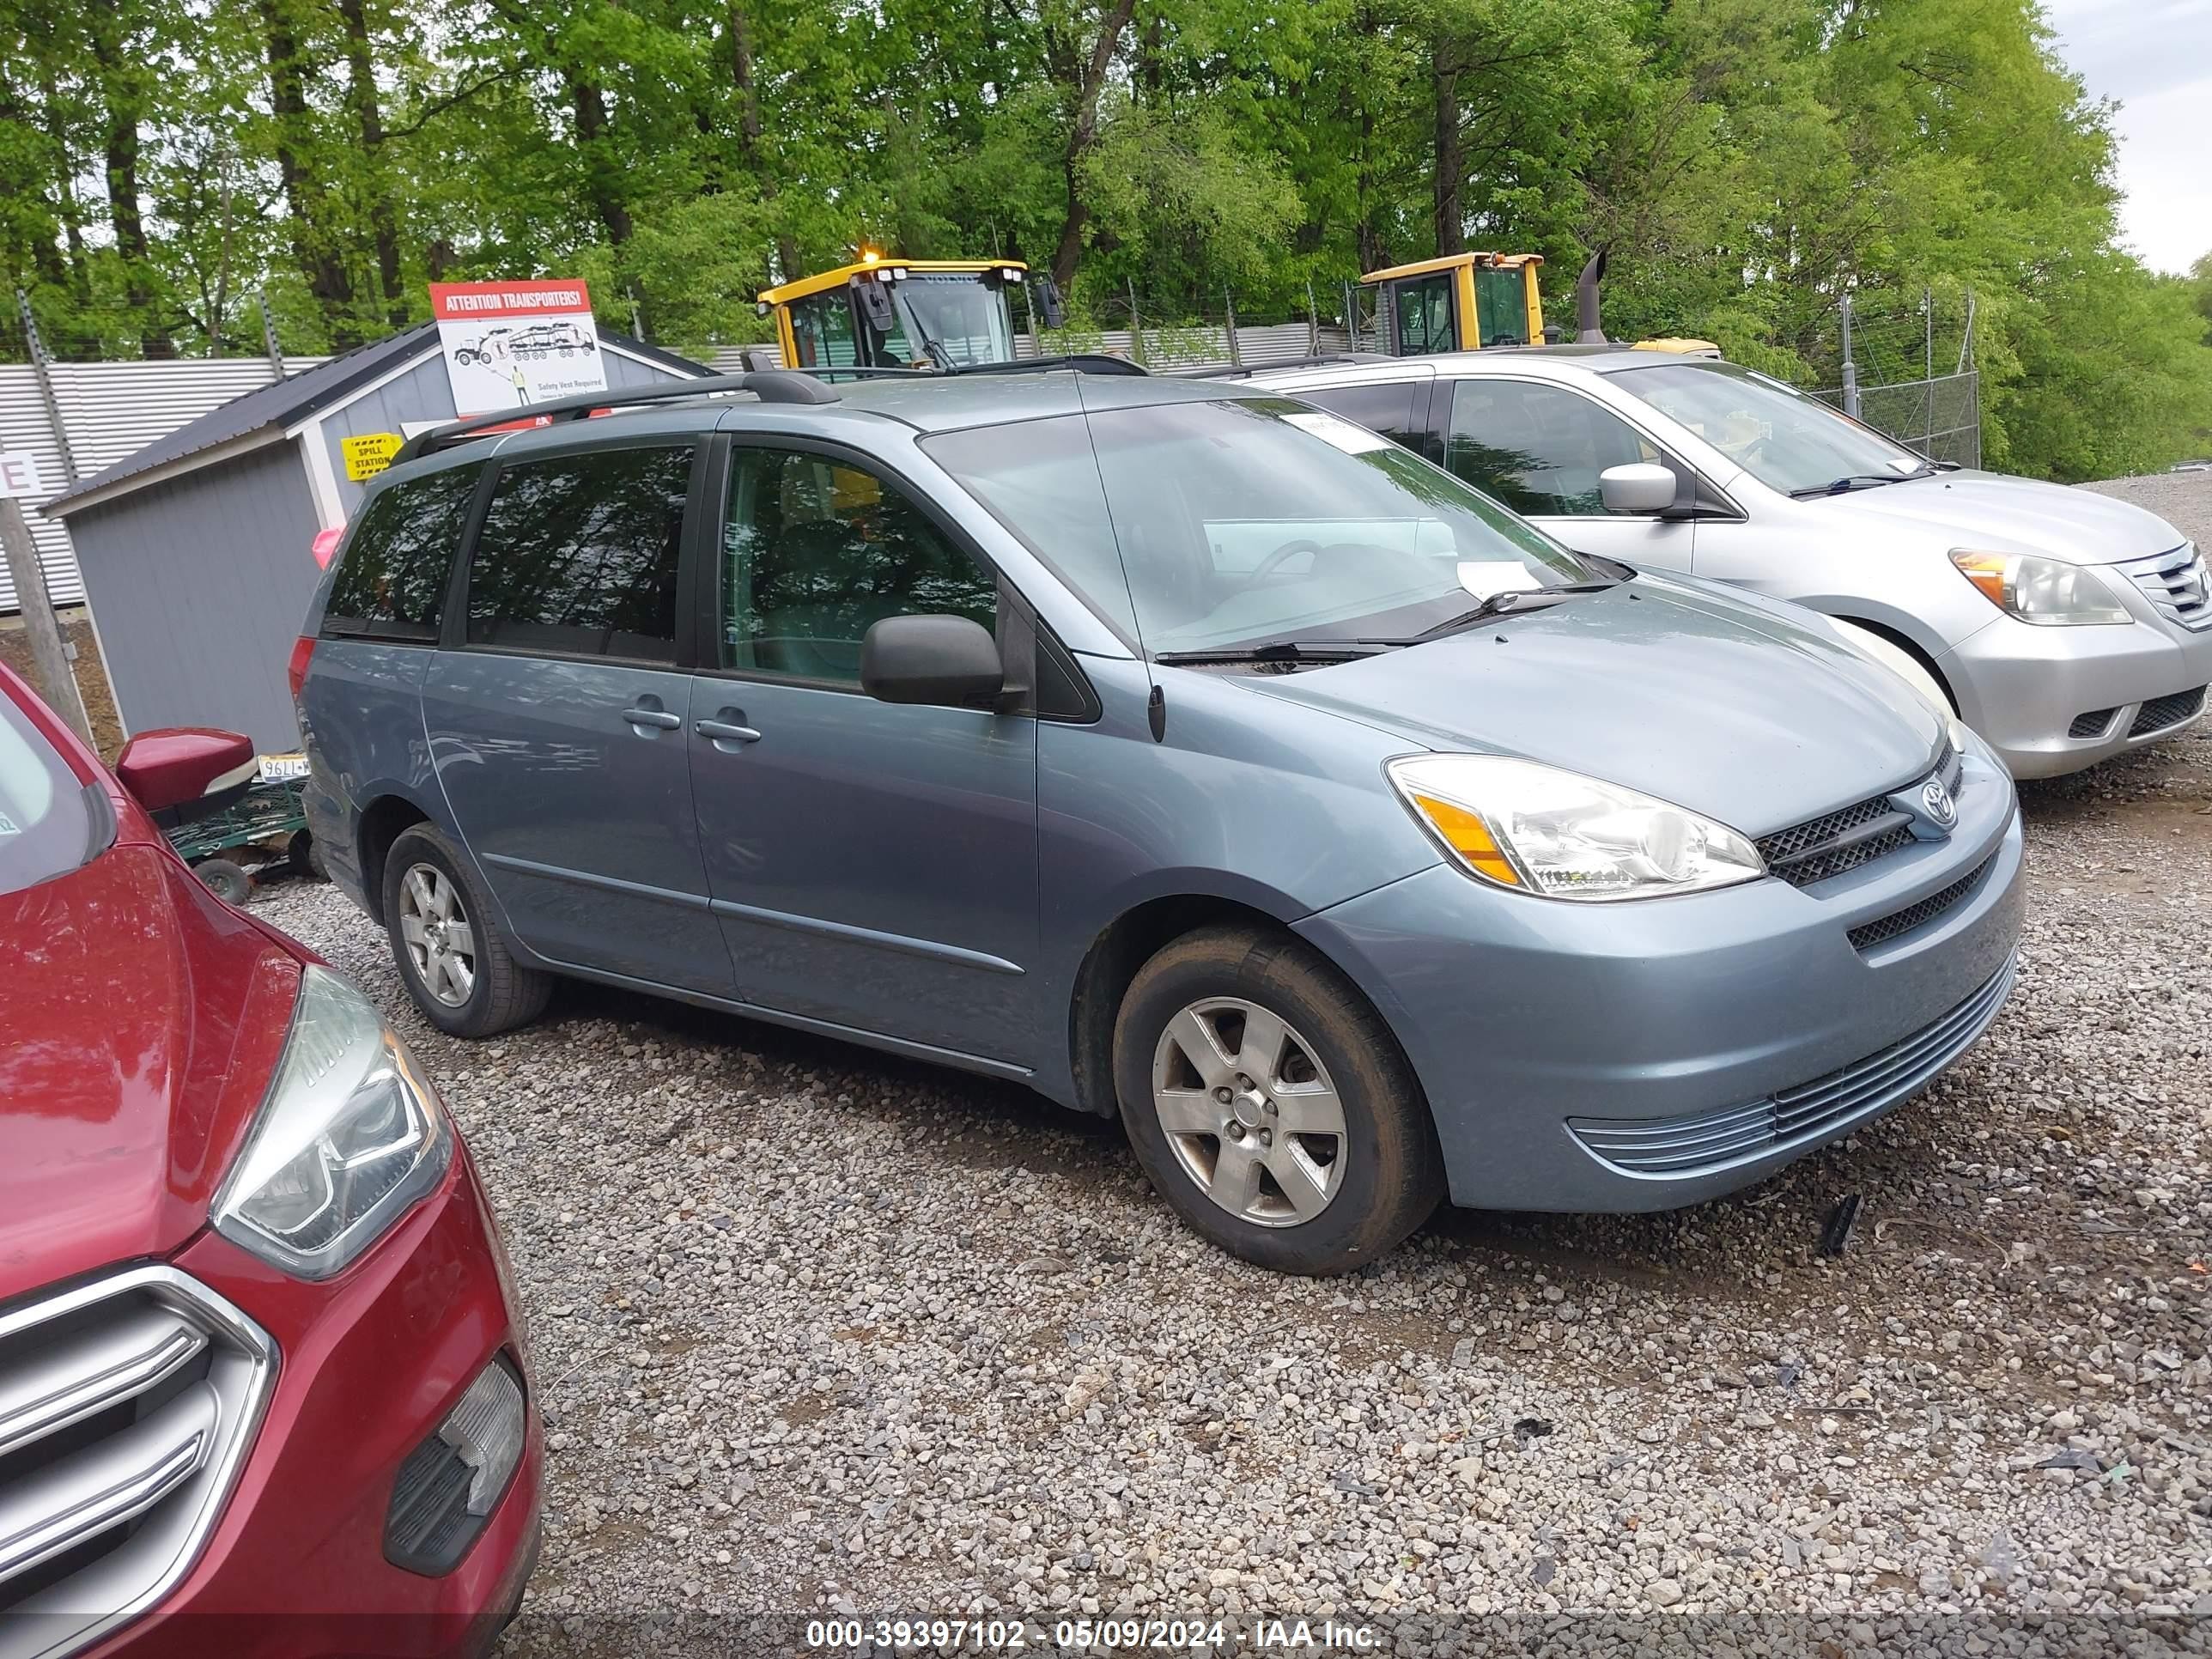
1114 924 1443 1275
381 823 551 1037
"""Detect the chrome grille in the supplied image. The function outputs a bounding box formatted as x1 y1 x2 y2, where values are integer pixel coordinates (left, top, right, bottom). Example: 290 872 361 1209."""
1849 851 1999 951
0 1268 274 1659
1569 953 2016 1176
2116 544 2212 631
2128 685 2206 738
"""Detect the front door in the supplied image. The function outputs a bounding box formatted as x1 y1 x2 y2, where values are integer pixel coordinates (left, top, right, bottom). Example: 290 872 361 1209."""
1439 378 1699 573
422 438 732 993
686 439 1042 1067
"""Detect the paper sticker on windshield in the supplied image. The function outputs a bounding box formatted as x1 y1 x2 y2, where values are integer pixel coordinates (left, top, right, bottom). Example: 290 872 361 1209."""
0 811 18 836
1457 562 1543 601
1280 410 1396 455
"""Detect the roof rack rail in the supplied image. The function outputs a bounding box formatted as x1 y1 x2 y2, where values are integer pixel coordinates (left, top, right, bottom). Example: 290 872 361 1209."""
1166 353 1396 380
392 369 837 463
799 354 1148 380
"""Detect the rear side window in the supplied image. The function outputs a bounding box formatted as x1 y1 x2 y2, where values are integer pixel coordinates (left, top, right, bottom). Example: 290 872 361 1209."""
465 445 694 661
1298 382 1430 461
323 465 478 640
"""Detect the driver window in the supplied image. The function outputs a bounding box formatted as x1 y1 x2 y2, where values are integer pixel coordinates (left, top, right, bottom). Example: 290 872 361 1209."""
721 448 996 684
1446 380 1662 516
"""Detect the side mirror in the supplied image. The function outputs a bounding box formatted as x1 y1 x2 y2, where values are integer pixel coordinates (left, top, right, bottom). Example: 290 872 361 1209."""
860 615 1005 708
1599 462 1677 515
115 727 257 823
1037 277 1066 330
850 275 896 336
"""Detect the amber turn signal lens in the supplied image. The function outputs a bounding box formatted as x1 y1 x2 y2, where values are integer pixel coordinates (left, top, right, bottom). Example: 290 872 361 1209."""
1949 550 2008 607
1410 793 1522 885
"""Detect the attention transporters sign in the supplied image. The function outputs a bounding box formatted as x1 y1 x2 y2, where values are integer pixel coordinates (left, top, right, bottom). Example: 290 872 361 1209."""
430 280 608 417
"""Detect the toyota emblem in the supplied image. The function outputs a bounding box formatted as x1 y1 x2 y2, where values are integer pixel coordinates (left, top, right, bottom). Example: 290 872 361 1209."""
1921 776 1957 830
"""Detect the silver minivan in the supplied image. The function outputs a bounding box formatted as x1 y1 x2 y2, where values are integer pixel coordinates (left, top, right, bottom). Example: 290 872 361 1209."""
1261 350 2212 777
300 366 2023 1275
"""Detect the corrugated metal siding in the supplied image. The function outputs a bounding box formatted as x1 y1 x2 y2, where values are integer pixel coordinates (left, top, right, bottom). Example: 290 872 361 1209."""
0 356 323 611
68 442 325 750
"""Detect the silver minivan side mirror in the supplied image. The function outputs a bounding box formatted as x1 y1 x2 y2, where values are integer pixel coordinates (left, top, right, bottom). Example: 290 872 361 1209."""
1599 463 1677 515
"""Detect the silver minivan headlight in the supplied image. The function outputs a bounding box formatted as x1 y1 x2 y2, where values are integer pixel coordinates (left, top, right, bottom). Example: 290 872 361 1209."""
213 967 451 1279
1950 550 2130 626
1389 755 1765 901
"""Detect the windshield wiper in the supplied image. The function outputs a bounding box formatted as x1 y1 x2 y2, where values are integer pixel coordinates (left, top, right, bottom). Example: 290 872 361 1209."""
1789 466 1939 498
1152 641 1391 666
1402 580 1619 641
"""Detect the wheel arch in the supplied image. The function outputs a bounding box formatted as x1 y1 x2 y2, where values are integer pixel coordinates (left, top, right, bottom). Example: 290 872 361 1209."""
1066 891 1404 1122
354 790 437 925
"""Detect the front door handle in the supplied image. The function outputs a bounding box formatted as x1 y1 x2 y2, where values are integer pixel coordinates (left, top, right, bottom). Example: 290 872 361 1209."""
696 718 763 746
621 707 684 731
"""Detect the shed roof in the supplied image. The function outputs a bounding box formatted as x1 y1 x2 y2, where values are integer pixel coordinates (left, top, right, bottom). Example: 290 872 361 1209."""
44 323 705 517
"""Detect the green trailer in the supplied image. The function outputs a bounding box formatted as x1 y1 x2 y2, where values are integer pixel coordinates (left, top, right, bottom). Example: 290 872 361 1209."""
163 763 321 903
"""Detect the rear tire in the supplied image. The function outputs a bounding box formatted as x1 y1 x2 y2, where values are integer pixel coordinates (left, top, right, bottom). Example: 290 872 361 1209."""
381 823 551 1037
1114 924 1443 1275
193 858 254 907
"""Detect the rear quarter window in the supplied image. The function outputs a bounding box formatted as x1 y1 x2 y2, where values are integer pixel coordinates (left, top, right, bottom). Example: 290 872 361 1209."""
323 465 480 641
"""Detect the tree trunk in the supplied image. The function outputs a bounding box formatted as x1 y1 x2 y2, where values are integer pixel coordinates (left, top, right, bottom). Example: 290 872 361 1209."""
39 71 93 305
335 0 407 327
1431 45 1463 256
258 0 360 343
84 17 175 356
1047 0 1139 295
0 76 72 295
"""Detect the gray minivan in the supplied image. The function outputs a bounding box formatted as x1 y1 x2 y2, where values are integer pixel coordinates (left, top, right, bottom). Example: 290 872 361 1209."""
295 366 2023 1274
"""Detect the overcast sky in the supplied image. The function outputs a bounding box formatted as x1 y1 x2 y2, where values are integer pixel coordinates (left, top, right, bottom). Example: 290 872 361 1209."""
2039 0 2212 275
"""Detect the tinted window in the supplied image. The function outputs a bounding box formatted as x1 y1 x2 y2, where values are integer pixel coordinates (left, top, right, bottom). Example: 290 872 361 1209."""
1390 274 1454 354
721 448 995 684
1299 382 1428 459
465 446 692 660
323 465 477 640
0 689 94 897
787 293 860 369
1447 380 1662 515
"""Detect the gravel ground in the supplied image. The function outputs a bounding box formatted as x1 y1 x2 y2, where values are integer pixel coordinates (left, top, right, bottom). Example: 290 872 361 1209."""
249 473 2212 1656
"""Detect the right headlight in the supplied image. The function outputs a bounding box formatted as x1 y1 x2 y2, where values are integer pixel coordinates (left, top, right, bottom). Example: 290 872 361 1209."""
1950 550 2131 626
213 967 452 1280
1389 754 1765 901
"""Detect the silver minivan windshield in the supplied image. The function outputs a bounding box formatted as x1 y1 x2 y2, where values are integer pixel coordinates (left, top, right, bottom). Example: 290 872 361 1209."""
1606 361 1929 496
924 395 1595 653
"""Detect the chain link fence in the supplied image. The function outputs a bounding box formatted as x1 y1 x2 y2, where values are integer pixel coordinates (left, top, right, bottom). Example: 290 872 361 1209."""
1810 289 1981 467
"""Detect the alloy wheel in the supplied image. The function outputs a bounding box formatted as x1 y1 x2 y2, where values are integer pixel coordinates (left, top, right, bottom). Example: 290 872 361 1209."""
1150 997 1347 1227
398 863 477 1007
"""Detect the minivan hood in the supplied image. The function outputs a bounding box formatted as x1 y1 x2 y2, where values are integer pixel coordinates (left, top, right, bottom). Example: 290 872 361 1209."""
0 842 302 1303
1238 578 1944 836
1808 471 2183 565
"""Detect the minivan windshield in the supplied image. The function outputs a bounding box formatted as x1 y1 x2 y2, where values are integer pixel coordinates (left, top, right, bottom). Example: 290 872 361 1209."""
0 689 96 897
924 396 1595 654
1607 361 1929 497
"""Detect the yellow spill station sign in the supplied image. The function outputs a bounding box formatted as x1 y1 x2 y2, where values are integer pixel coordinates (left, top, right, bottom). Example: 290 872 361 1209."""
342 432 404 482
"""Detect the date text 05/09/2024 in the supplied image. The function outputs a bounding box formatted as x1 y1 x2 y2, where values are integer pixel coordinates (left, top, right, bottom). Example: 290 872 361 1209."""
803 1617 1382 1650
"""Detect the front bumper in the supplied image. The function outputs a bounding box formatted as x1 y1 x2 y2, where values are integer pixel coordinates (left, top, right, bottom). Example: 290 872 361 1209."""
1296 745 2024 1212
1942 608 2212 779
83 1146 542 1659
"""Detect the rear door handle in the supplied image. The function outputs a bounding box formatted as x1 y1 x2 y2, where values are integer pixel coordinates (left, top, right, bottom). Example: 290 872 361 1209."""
621 707 683 731
696 719 763 745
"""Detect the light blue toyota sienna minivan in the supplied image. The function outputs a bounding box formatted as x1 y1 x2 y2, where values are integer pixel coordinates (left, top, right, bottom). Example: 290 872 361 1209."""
295 363 2024 1274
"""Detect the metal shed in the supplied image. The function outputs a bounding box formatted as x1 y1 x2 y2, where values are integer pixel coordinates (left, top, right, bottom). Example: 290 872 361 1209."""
41 324 705 750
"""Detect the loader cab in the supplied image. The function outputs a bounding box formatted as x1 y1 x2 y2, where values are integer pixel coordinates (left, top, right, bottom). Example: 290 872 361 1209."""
758 256 1060 372
1362 252 1545 356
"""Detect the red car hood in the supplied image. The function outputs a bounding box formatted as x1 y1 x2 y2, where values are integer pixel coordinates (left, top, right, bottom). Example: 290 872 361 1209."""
0 839 302 1304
